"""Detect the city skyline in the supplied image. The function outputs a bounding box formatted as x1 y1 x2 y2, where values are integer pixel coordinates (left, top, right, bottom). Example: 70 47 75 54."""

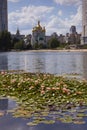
8 0 82 35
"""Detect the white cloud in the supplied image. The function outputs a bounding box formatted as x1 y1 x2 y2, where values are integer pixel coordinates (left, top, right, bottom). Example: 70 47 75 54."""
8 2 82 35
46 5 82 35
58 10 62 16
8 0 20 2
54 0 81 5
8 5 54 34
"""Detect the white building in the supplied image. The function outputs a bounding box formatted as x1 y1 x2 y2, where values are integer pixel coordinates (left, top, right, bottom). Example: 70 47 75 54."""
31 21 46 47
82 0 87 44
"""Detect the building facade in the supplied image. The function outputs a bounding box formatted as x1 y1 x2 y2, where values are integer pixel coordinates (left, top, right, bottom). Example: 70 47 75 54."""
0 0 8 32
31 21 46 48
82 0 87 44
70 26 77 34
11 28 25 40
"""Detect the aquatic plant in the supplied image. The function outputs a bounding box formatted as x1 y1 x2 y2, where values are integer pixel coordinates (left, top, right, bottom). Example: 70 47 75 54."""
0 71 87 126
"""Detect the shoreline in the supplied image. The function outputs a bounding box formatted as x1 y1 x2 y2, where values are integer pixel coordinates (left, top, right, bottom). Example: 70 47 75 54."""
22 49 87 52
1 49 87 53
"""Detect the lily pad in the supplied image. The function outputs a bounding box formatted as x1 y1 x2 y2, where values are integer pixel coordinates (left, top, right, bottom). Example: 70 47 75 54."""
73 121 85 124
1 72 87 126
0 112 4 117
42 120 55 124
27 122 38 126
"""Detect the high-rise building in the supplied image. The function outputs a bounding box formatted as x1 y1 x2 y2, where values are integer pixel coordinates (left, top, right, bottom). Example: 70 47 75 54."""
70 26 77 34
0 0 8 32
82 0 87 44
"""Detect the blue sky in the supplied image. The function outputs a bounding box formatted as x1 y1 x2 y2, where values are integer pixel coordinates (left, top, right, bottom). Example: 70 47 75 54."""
8 0 82 35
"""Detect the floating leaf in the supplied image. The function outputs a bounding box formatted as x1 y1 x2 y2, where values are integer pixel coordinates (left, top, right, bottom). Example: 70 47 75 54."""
74 121 85 124
1 72 87 126
42 120 55 124
27 122 38 126
0 112 4 117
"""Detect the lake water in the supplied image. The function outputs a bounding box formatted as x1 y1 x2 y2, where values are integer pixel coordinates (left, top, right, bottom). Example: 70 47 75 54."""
0 51 87 79
1 51 87 130
0 98 87 130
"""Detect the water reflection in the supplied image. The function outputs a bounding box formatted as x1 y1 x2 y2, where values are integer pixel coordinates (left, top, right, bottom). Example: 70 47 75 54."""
81 52 87 79
0 114 87 130
0 98 17 111
0 53 8 70
32 52 46 73
0 98 8 110
1 51 87 79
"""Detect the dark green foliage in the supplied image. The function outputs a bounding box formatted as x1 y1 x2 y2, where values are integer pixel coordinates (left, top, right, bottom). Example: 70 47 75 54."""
25 43 32 50
0 31 12 51
11 37 20 48
14 40 25 50
47 37 60 49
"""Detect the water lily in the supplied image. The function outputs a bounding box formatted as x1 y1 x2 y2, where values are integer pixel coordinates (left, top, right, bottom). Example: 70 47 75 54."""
29 86 34 90
41 90 45 95
1 71 87 126
46 87 51 91
62 87 70 95
76 91 83 95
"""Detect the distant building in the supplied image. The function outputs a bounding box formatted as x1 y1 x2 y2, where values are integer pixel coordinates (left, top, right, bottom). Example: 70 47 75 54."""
0 0 8 32
58 34 66 43
11 28 25 40
82 0 87 44
70 26 77 34
24 34 32 45
65 33 70 43
46 33 66 44
65 26 81 44
31 21 46 47
46 36 51 43
51 32 58 38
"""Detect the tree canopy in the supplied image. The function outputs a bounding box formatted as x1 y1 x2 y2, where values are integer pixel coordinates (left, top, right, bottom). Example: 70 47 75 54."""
0 31 12 51
47 37 60 49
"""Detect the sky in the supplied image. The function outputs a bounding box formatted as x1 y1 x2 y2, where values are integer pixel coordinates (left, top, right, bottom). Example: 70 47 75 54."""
8 0 82 35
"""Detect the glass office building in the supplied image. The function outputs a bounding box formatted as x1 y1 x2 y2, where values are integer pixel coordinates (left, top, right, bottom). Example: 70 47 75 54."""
82 0 87 44
0 0 8 32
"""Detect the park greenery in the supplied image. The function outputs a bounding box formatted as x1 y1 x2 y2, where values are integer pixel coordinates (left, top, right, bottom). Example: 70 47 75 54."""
0 31 26 51
0 30 86 51
0 31 12 51
0 30 70 51
47 37 60 49
0 71 87 126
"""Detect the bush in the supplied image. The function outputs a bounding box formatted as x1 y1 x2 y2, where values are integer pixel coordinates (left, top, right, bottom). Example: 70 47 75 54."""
47 37 60 49
0 31 12 51
14 40 24 50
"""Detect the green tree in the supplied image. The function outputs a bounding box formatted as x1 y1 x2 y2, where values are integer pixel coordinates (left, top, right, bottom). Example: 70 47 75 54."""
11 37 20 49
33 42 38 49
47 37 60 49
14 40 24 50
0 31 12 51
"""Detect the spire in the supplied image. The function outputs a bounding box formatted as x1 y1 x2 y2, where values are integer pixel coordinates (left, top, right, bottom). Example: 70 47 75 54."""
16 27 20 36
38 20 40 26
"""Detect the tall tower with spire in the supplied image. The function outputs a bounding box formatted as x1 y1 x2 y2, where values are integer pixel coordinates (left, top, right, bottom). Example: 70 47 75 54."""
0 0 8 32
82 0 87 44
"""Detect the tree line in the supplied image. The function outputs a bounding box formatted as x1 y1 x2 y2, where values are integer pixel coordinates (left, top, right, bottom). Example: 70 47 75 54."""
0 30 68 51
0 31 26 51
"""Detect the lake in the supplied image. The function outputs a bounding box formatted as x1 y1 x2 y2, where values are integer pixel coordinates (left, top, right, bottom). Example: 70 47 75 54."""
0 98 87 130
0 51 87 78
0 50 87 130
